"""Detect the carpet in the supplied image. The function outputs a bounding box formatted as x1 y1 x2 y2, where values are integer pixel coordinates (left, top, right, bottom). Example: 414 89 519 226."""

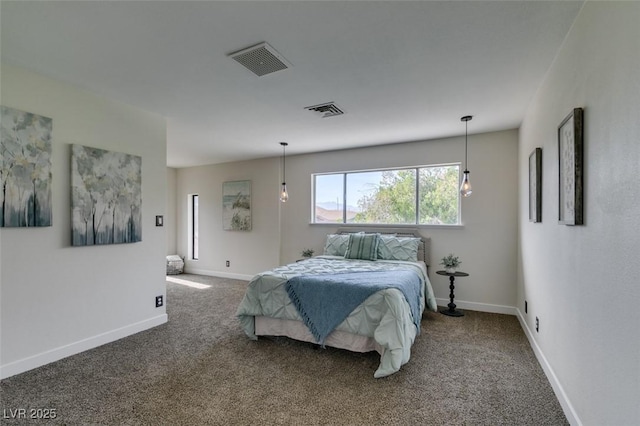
0 274 568 425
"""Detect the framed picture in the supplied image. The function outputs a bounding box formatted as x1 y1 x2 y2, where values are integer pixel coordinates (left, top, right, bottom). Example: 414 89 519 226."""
557 108 584 225
71 144 142 245
1 106 53 227
223 180 251 231
529 147 542 223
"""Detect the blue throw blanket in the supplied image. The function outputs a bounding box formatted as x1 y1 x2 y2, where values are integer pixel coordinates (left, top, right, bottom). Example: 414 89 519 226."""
285 270 422 346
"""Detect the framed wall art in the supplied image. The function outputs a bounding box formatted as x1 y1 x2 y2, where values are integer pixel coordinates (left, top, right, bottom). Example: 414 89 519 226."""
529 147 542 223
1 106 53 227
557 107 584 226
223 180 251 231
71 144 142 245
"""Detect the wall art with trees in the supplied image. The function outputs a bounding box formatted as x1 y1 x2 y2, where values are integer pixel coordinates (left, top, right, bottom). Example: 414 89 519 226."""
71 144 142 245
0 106 53 227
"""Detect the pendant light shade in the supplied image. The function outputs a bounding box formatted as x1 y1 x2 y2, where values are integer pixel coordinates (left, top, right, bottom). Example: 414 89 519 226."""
280 183 289 203
460 115 473 197
279 142 289 202
460 171 472 197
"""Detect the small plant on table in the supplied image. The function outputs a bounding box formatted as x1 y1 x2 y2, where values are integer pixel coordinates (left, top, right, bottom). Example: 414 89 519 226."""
440 254 461 274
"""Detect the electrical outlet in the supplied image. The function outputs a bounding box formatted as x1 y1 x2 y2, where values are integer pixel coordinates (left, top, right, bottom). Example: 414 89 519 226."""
535 316 539 332
525 300 528 314
156 295 163 308
226 260 230 267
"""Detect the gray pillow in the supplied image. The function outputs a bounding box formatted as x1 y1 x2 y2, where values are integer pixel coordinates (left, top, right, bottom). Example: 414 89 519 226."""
323 234 350 256
377 235 420 262
344 233 380 261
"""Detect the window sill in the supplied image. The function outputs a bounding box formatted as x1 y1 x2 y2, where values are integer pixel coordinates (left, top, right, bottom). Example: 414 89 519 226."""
308 223 464 230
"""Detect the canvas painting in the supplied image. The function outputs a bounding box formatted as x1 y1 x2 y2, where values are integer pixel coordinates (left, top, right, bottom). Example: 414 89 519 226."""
529 147 542 223
558 108 583 225
1 106 53 227
71 144 142 245
223 180 251 231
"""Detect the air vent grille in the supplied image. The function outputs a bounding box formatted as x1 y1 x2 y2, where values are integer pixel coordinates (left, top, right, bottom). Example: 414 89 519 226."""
305 102 345 118
229 42 291 77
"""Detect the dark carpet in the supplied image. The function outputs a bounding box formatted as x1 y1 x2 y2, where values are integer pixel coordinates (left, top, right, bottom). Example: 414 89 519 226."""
0 274 567 425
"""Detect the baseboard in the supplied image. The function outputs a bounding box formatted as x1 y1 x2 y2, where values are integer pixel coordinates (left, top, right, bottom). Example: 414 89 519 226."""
435 298 517 315
515 308 582 426
185 267 252 281
0 314 167 380
433 300 581 424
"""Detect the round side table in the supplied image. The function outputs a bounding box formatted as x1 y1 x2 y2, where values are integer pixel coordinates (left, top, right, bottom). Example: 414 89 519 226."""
436 270 469 317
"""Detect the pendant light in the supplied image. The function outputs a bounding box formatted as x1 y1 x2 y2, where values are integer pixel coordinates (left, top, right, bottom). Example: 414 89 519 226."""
279 142 289 202
460 115 473 197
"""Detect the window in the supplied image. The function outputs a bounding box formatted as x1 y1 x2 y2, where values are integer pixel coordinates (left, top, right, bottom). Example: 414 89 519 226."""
190 194 199 260
313 164 460 225
314 174 344 222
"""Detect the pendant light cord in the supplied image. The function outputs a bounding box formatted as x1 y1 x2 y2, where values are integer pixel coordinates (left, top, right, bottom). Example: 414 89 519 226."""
280 142 287 183
459 115 473 197
464 119 468 170
461 115 472 171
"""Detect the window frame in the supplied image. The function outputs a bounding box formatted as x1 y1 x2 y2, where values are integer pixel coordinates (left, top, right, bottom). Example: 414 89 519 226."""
312 163 462 227
188 193 199 260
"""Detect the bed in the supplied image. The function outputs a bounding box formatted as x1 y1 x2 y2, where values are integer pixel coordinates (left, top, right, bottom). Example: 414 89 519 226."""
236 228 437 378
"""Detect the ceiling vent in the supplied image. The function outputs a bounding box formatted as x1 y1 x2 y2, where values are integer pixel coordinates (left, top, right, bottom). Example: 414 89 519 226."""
305 102 345 118
228 42 291 77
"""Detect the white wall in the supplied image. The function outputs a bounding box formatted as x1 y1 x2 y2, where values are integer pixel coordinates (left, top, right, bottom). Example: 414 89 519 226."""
166 167 177 255
282 130 519 311
175 158 281 279
0 64 168 379
518 2 640 424
176 129 519 311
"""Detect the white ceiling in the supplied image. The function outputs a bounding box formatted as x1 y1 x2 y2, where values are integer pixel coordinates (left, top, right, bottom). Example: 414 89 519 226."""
1 1 584 168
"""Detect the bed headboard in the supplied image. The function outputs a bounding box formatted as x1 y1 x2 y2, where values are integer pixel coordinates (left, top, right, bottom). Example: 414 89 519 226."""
335 227 431 267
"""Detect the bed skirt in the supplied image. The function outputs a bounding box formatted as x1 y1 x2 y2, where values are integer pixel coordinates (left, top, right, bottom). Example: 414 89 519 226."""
255 316 384 355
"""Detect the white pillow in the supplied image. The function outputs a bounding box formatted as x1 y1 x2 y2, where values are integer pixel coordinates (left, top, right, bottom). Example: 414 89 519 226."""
323 234 351 256
377 235 420 262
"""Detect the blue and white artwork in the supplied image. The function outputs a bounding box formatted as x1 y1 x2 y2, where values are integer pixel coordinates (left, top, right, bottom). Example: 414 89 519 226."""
71 144 142 245
0 106 53 227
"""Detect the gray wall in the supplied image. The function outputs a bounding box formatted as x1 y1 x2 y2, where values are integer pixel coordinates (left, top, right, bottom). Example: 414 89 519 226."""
0 65 168 378
176 158 282 279
176 129 519 313
282 130 519 311
166 167 178 255
518 2 640 424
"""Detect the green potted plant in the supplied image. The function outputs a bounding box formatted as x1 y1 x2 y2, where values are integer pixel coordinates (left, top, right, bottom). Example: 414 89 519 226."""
301 248 315 258
440 253 461 274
